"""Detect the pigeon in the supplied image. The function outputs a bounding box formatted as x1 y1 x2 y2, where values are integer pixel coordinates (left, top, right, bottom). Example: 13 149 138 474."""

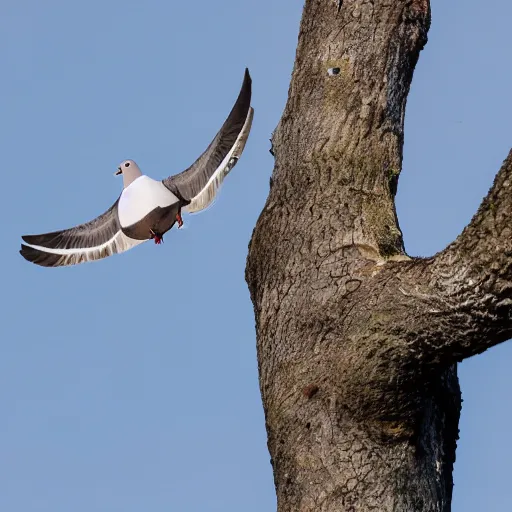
20 69 253 268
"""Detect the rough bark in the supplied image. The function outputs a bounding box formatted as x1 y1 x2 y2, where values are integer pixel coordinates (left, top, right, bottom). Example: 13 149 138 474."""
246 1 511 511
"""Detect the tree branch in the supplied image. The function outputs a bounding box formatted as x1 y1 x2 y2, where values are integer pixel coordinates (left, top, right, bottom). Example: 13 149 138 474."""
427 149 512 360
362 150 512 369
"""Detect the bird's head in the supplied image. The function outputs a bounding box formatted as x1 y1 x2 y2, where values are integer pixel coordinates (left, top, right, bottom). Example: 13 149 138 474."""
115 159 142 187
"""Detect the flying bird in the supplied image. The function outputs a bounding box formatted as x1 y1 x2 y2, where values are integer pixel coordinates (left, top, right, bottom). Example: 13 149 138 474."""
20 69 253 268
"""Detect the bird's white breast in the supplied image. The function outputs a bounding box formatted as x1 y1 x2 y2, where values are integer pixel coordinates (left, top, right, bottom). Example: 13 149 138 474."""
118 175 179 228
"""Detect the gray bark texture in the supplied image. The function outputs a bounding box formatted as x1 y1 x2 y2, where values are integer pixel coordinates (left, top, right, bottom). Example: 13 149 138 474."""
245 1 512 511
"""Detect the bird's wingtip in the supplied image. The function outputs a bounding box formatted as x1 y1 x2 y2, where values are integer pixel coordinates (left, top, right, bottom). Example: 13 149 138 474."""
20 243 61 267
21 234 41 245
19 244 33 263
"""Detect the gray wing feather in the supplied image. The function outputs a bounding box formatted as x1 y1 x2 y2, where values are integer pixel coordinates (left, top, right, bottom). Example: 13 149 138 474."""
163 68 253 210
20 198 145 267
185 106 253 213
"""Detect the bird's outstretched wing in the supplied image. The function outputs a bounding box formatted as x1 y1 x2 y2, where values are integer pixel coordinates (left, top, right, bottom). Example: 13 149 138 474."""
20 199 145 267
163 68 254 213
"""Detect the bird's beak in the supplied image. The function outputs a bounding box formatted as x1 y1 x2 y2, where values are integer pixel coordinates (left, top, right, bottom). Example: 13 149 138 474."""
115 167 122 176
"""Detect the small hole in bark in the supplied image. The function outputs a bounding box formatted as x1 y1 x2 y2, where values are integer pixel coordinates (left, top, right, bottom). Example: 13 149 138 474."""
306 422 311 429
302 384 319 399
327 67 341 76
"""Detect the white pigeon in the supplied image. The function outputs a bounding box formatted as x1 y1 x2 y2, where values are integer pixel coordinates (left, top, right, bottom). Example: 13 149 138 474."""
20 69 253 268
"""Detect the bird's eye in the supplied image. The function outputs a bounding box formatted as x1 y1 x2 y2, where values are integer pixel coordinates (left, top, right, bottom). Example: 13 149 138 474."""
327 67 341 76
124 162 130 167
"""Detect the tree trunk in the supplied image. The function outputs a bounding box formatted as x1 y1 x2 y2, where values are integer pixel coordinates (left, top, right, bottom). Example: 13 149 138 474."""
246 1 512 510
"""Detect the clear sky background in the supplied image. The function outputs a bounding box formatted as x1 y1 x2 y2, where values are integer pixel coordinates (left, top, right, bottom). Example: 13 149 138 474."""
1 1 511 510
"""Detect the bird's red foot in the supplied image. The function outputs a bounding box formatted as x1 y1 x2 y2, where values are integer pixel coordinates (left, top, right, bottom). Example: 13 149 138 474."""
176 212 184 229
150 230 163 244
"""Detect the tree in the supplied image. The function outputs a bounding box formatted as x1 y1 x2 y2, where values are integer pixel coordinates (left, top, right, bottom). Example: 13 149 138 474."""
245 1 512 510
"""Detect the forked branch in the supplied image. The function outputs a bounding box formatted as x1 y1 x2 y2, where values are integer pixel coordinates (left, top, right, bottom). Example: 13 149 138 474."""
364 150 512 369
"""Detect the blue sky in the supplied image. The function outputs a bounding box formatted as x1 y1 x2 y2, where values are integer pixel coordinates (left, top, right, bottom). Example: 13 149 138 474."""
1 1 511 510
